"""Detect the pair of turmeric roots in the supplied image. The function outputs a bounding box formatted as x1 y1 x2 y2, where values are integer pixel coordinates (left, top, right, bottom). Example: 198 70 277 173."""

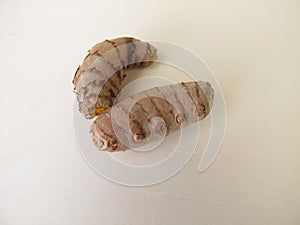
73 37 213 152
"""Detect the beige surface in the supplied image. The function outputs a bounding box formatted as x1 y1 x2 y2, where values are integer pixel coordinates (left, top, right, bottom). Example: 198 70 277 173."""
0 0 299 224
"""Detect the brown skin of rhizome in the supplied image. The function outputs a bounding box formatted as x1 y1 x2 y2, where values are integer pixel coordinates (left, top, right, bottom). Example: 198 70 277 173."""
73 37 214 152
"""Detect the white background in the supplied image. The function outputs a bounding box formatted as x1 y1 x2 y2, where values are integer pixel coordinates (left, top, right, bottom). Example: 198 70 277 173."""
0 0 299 224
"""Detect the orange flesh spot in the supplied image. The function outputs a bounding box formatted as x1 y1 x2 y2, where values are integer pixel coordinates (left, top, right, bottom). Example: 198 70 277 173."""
94 106 109 116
